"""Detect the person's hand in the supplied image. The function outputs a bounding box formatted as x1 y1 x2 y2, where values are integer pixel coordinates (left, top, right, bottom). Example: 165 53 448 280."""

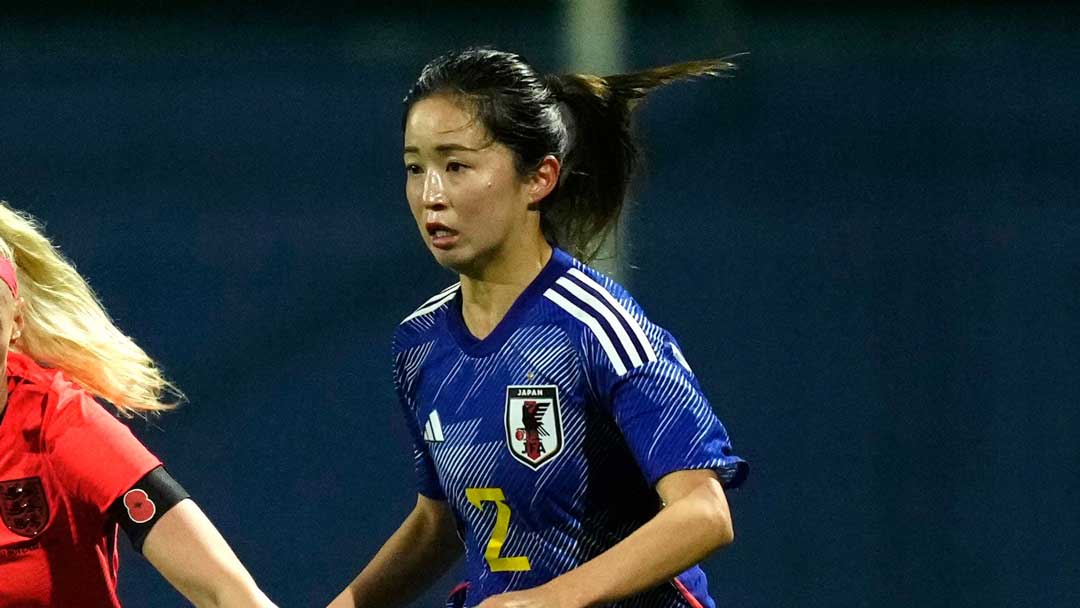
475 582 581 608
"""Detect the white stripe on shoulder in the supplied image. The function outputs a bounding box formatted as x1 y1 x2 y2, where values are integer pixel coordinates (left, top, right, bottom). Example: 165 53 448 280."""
419 282 461 308
566 268 658 362
544 290 629 376
401 285 459 324
554 277 644 368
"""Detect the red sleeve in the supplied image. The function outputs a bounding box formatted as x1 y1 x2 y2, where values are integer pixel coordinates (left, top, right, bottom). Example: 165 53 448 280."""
42 385 162 515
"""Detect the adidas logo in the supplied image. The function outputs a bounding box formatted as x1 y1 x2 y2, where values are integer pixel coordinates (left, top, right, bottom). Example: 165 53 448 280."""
422 409 445 443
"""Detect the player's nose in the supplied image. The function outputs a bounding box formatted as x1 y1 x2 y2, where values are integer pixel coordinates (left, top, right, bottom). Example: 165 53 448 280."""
422 170 448 208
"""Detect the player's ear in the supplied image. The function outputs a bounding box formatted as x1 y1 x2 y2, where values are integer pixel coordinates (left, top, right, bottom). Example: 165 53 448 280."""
525 155 560 210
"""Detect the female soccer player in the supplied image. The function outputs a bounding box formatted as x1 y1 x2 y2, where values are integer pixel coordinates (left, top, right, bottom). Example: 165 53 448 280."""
330 48 748 608
0 202 275 607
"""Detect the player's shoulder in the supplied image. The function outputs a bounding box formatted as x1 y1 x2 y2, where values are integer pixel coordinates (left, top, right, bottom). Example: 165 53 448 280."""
5 352 102 432
7 351 69 403
393 282 461 352
540 254 666 376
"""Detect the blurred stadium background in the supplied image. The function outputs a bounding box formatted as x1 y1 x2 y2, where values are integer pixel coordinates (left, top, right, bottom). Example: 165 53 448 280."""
1 1 1078 606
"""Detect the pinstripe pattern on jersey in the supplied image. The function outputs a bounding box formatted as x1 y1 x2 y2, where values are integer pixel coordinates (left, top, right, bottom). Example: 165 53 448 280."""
395 339 435 404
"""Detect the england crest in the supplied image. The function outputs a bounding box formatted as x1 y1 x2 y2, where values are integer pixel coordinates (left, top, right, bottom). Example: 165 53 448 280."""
0 477 49 538
505 385 564 470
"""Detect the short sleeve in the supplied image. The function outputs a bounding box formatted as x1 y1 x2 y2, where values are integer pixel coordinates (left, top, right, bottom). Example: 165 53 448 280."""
596 336 748 489
43 390 162 514
393 353 445 500
400 400 446 500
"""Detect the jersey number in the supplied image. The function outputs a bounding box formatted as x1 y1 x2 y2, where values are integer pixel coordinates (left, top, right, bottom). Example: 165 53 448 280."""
465 487 531 572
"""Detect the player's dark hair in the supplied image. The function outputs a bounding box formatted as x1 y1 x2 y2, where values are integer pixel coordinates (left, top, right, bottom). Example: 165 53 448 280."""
403 47 737 262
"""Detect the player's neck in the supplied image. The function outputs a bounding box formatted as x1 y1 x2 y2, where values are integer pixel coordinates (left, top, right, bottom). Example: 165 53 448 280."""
459 241 552 340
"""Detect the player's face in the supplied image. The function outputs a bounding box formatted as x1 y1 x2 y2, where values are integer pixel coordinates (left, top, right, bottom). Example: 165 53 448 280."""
403 95 535 274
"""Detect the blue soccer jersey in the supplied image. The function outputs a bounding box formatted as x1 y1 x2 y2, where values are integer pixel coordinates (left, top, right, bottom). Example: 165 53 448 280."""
393 248 748 608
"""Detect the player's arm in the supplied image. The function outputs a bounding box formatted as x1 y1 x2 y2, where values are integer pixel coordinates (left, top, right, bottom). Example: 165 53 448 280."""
140 498 277 608
109 468 274 607
45 393 277 607
328 494 462 608
113 468 276 607
544 468 733 607
478 468 733 608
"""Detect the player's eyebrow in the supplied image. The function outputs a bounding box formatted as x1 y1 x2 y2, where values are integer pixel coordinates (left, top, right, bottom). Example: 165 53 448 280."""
403 143 485 154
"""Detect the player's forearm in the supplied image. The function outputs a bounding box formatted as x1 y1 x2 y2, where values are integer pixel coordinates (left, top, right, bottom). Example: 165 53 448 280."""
546 480 734 608
330 497 462 608
156 540 273 608
143 501 276 608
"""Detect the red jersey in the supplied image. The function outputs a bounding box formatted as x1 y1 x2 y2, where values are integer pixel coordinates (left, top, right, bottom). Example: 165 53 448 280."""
0 352 160 607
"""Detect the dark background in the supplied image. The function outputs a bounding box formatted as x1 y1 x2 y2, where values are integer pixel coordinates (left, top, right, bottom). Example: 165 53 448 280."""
1 2 1078 607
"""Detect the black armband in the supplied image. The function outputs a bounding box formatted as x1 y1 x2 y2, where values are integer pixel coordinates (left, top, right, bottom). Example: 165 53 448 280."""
107 466 189 553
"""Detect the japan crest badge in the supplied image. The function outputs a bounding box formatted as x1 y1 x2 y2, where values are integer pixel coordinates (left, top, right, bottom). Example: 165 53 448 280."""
505 385 564 470
0 477 49 538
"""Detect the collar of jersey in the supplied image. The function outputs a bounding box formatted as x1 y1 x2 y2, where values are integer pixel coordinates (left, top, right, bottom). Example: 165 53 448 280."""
446 246 573 357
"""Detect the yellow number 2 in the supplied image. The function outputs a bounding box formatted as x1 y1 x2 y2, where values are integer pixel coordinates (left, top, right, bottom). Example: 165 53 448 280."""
465 487 532 572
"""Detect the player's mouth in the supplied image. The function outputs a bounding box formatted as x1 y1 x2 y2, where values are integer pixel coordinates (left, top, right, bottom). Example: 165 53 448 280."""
426 222 458 250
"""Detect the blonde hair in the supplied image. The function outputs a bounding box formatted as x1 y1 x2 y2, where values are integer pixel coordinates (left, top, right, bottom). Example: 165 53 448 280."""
0 201 182 415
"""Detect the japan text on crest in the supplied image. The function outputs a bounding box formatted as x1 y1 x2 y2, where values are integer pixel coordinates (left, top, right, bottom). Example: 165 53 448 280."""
505 385 564 470
0 477 49 538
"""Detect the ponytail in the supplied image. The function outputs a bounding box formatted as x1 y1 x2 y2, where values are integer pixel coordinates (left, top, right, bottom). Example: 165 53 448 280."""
404 48 739 263
545 59 739 261
0 202 182 415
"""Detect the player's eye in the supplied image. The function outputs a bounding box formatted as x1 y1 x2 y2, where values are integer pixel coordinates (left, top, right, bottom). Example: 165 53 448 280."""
447 161 467 173
405 164 423 176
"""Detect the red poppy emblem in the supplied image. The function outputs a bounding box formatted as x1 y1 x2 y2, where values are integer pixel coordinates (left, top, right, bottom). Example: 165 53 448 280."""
123 488 157 523
0 477 49 538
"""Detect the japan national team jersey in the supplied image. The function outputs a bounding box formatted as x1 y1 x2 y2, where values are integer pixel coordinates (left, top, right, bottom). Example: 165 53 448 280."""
0 352 161 607
394 248 748 608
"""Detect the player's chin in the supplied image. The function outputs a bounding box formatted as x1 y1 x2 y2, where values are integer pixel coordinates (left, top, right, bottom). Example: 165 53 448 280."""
428 242 471 272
